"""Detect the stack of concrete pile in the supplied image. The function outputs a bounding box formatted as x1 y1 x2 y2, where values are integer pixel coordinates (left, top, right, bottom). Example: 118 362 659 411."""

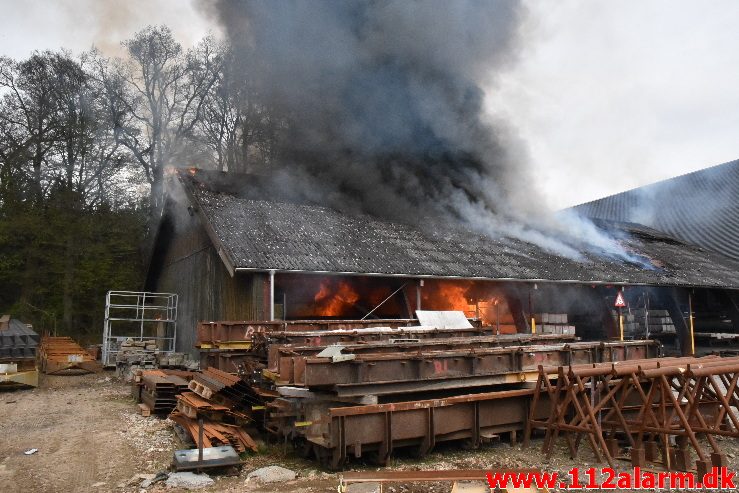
533 313 576 335
635 309 676 334
617 311 640 337
116 339 198 380
612 309 676 337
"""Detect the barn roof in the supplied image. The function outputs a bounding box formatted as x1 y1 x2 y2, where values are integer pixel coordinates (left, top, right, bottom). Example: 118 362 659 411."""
572 158 739 262
168 168 739 289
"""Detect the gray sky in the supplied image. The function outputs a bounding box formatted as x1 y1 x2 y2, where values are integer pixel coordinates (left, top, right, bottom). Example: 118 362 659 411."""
2 0 737 210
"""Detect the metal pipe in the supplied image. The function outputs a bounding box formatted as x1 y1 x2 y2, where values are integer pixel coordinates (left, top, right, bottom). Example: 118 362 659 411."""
232 266 739 291
361 282 408 321
198 418 204 466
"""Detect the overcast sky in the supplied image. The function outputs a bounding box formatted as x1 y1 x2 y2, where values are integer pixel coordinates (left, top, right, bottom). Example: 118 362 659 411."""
2 0 738 210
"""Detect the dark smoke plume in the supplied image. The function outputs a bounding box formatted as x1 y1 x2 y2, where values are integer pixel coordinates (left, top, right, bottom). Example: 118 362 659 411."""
205 0 634 260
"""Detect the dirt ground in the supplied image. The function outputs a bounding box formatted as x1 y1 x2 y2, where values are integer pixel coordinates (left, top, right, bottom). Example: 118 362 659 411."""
2 373 739 493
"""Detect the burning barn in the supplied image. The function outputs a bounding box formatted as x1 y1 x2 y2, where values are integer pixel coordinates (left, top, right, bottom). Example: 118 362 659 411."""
138 167 739 468
131 4 739 470
145 168 739 358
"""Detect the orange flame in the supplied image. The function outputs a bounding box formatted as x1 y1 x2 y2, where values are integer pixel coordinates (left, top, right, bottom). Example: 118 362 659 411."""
422 280 475 316
421 281 515 332
313 279 360 317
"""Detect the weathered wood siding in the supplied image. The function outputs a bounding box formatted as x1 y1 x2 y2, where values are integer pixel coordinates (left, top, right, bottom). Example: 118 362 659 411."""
150 212 261 356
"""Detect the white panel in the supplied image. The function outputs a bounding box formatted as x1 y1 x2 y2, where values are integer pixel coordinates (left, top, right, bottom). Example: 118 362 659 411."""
415 310 473 329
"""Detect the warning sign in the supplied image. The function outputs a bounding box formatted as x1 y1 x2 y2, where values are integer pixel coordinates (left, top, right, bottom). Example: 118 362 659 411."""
614 291 627 308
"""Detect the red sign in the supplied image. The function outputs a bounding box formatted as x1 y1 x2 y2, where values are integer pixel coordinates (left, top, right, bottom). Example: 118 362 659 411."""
614 291 627 308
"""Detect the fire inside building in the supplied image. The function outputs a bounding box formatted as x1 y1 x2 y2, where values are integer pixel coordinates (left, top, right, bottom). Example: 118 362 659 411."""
140 167 739 469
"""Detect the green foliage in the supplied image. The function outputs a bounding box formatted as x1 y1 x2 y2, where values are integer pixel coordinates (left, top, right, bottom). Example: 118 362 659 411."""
0 196 146 343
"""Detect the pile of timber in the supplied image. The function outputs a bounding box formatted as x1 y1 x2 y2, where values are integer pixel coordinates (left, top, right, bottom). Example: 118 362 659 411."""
168 367 259 453
133 369 192 415
38 336 102 375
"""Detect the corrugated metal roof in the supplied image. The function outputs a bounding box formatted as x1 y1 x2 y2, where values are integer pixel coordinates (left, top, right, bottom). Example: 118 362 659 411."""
175 169 739 289
572 159 739 261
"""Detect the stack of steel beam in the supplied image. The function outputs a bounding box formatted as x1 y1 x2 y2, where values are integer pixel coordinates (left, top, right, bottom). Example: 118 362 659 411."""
137 370 191 414
0 315 39 389
194 317 662 469
169 366 259 453
196 319 489 371
260 333 658 468
169 409 258 453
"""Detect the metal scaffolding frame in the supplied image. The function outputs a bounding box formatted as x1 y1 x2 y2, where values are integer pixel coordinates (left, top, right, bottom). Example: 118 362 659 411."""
101 291 178 367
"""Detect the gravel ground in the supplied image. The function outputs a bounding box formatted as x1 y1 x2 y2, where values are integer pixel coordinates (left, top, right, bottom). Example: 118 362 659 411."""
1 374 739 492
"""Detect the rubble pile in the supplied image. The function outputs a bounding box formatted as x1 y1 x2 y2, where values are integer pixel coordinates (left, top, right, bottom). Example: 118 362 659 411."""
116 338 197 379
116 339 157 377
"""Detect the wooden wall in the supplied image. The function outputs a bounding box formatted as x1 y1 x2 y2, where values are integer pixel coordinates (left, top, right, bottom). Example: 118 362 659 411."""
148 211 264 356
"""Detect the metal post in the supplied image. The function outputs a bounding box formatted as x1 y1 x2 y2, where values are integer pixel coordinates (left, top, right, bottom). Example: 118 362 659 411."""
619 286 625 341
530 285 536 334
416 279 423 314
688 291 695 356
140 292 146 340
644 292 650 339
495 301 500 335
198 418 204 468
268 270 275 321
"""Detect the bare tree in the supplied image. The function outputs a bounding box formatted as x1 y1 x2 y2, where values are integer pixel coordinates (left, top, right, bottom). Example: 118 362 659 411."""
0 53 66 203
107 26 219 212
196 41 286 173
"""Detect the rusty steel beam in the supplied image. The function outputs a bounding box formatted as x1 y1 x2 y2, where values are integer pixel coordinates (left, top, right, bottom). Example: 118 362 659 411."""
198 319 486 344
258 327 497 350
303 388 546 469
267 333 577 370
279 340 659 390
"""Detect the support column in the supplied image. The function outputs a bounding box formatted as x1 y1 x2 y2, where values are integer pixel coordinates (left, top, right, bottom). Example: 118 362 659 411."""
268 270 275 321
688 291 695 356
416 279 423 316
